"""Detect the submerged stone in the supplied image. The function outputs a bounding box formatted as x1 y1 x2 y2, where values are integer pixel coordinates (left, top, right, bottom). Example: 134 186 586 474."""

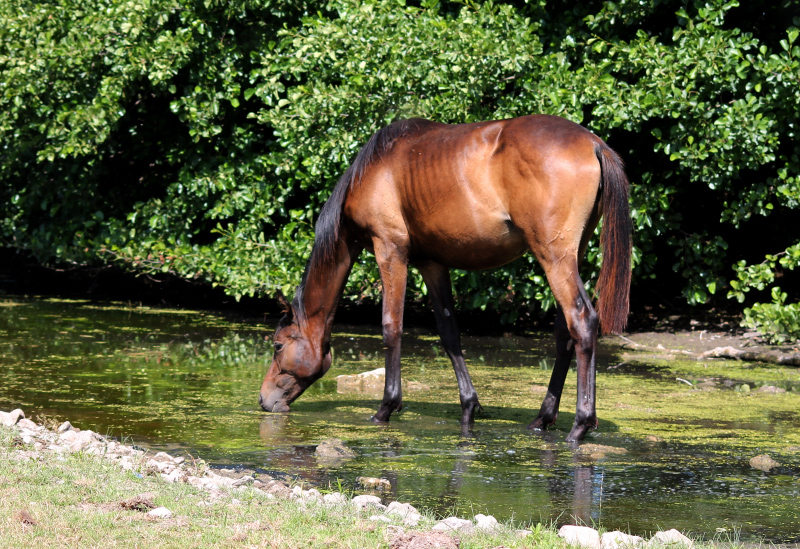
315 438 357 459
749 454 780 472
357 476 391 491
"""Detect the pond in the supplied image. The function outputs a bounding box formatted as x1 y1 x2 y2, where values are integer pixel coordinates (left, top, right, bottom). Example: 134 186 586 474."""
1 296 800 543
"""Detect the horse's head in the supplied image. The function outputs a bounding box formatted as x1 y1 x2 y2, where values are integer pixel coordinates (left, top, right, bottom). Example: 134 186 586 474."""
259 291 332 412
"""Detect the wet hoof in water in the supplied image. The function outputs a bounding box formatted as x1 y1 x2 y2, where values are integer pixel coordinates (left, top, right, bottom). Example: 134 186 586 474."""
566 423 593 442
528 414 556 431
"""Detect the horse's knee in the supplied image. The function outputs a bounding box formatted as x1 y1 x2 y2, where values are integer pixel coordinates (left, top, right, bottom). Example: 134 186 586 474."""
382 320 402 347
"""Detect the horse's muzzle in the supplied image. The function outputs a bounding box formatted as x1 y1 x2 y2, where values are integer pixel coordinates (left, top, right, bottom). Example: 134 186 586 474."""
259 392 291 413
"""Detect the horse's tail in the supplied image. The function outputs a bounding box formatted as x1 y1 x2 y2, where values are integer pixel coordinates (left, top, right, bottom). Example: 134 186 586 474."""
594 142 632 335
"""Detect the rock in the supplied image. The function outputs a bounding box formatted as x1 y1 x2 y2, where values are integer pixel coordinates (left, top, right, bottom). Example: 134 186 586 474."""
575 444 628 460
370 514 393 523
352 494 385 510
337 368 428 394
750 454 780 472
314 438 357 459
387 502 423 526
119 493 157 512
323 492 349 505
301 488 323 502
649 529 693 548
390 532 460 549
0 411 8 425
17 418 38 430
357 476 392 491
262 480 291 499
147 507 173 519
153 451 175 462
231 475 255 487
57 421 75 433
70 430 103 452
558 525 601 549
602 531 645 549
645 435 663 443
531 384 548 394
432 517 474 534
337 367 388 394
387 501 420 518
756 385 786 394
3 409 25 426
474 514 500 532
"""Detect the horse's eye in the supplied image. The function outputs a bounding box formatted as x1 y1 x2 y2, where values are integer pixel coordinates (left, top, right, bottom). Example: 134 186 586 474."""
274 342 284 353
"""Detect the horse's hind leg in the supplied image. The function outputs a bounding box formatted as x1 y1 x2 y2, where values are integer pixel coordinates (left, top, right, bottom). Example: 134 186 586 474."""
537 258 599 442
417 261 482 432
529 307 575 431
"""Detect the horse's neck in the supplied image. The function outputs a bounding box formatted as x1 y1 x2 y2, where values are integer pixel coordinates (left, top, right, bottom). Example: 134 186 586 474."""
298 237 358 342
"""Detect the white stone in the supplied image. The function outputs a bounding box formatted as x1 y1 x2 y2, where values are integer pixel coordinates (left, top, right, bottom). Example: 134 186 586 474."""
558 525 601 549
602 531 645 549
387 502 423 526
17 418 38 430
231 475 255 487
432 517 474 533
475 513 500 532
59 430 78 444
0 411 9 425
8 409 25 424
147 507 173 518
351 494 385 510
57 421 74 433
323 492 348 505
302 488 323 501
649 530 693 548
369 515 392 523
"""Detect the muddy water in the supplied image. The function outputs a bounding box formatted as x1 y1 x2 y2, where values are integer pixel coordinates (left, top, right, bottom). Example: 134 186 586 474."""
2 297 800 542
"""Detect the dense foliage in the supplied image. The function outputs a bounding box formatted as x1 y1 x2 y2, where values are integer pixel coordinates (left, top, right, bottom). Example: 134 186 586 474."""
1 0 799 336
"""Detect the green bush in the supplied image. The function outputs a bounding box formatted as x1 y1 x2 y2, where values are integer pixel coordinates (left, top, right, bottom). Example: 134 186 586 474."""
1 0 799 329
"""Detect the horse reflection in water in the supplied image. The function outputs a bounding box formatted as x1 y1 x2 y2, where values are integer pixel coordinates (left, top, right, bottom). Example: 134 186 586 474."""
260 114 631 441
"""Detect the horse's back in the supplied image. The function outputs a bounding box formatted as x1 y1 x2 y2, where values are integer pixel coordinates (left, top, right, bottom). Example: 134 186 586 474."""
344 115 604 269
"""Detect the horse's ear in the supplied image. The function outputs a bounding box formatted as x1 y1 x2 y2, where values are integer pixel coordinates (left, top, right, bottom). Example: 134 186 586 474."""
276 289 294 320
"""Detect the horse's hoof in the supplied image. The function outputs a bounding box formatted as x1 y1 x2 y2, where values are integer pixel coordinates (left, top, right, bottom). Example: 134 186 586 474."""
565 424 592 442
528 416 551 431
370 414 390 424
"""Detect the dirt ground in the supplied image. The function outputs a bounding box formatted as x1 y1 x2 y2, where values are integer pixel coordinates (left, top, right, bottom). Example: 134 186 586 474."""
606 313 800 365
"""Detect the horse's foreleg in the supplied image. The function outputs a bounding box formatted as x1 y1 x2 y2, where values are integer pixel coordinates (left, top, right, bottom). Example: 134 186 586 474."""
417 261 482 431
372 242 408 423
529 307 574 431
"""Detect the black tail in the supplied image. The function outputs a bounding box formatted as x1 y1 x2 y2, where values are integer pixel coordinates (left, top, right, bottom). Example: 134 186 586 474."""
594 143 632 334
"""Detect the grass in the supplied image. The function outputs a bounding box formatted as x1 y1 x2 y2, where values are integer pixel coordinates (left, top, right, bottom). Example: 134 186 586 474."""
0 425 567 548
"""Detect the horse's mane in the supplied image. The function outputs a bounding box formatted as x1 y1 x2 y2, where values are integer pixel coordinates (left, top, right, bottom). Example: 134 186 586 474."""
291 118 432 317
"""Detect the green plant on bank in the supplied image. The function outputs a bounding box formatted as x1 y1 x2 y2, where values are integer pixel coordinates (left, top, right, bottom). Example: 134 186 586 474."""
1 0 799 332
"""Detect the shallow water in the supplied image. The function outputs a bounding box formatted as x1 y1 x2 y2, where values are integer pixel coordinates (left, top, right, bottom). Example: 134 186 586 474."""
2 296 800 542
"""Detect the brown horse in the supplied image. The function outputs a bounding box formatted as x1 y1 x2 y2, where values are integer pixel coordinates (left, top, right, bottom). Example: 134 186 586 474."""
259 114 631 441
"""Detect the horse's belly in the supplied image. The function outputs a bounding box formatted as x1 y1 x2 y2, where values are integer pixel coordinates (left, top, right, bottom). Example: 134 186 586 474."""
408 220 529 270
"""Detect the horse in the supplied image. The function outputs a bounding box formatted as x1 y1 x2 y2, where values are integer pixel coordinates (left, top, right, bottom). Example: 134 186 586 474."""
259 114 631 442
